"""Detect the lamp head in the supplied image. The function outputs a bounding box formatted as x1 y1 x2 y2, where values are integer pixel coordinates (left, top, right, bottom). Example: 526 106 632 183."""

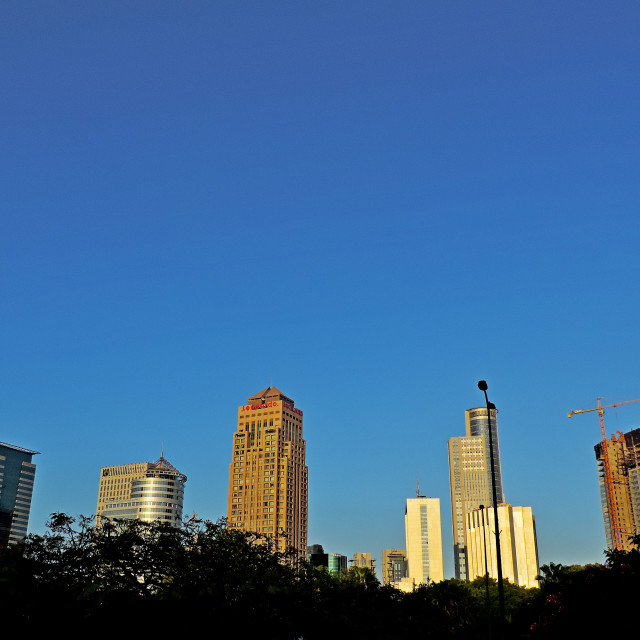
477 380 488 391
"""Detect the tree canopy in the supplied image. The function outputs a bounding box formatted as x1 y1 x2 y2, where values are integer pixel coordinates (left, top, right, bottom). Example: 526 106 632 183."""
1 516 638 638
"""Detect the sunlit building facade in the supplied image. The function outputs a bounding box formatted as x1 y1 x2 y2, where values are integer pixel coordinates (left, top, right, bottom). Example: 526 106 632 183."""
227 387 308 557
96 456 186 527
466 504 539 588
405 495 444 585
0 442 38 547
351 551 375 571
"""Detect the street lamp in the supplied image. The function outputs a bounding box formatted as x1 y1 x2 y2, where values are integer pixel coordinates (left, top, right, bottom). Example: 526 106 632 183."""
479 505 491 639
477 380 505 624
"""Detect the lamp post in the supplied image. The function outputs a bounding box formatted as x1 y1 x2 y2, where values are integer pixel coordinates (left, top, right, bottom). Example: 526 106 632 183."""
479 505 491 639
477 380 505 624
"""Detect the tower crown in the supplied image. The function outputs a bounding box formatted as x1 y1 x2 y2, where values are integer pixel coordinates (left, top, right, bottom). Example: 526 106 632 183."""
248 386 294 405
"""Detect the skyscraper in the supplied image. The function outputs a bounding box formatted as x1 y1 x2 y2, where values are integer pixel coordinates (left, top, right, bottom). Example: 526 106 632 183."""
96 455 186 527
594 428 640 551
227 386 308 557
466 504 539 588
0 441 38 547
448 406 504 580
405 494 444 585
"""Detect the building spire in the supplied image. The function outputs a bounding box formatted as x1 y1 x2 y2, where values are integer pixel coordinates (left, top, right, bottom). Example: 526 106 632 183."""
416 474 425 498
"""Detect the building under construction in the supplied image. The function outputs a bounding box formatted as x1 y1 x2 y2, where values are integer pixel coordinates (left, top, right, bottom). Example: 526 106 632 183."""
594 428 640 551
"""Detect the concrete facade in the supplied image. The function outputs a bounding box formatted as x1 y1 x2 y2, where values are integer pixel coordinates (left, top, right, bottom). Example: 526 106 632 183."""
466 504 539 588
405 496 444 585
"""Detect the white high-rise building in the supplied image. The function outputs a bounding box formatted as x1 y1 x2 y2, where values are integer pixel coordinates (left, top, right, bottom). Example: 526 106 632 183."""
405 494 444 585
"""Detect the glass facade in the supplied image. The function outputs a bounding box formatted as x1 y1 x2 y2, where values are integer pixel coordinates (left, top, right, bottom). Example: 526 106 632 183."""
467 407 504 504
448 407 504 581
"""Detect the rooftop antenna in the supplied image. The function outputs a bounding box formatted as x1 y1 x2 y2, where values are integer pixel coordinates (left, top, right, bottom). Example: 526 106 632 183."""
161 441 164 459
416 474 425 498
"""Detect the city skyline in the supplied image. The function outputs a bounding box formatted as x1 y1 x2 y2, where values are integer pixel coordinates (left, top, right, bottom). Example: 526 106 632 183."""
3 2 640 577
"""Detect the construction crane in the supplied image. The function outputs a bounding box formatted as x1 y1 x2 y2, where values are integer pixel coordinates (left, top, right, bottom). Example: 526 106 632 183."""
568 397 640 550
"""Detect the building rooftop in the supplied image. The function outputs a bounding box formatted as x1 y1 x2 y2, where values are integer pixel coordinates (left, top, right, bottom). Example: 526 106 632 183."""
248 386 294 405
0 441 40 455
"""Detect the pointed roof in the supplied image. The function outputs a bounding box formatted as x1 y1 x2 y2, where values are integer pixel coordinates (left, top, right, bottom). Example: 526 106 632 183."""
248 386 294 405
151 455 186 480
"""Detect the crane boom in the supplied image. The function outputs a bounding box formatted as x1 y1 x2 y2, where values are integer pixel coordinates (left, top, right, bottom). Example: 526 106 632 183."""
568 397 640 439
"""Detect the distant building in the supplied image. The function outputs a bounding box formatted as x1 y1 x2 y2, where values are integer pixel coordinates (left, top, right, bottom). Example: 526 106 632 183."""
405 494 444 585
307 543 329 568
394 577 415 592
96 456 186 527
381 548 408 585
351 552 375 571
465 504 539 588
448 406 504 580
227 387 308 557
328 553 348 574
0 442 38 547
594 428 640 550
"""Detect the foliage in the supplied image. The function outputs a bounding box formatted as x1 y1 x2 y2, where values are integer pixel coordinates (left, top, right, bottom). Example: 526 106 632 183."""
4 513 637 638
526 535 640 639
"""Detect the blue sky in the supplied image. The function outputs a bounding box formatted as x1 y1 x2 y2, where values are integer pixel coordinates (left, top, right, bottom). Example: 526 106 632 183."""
2 1 640 577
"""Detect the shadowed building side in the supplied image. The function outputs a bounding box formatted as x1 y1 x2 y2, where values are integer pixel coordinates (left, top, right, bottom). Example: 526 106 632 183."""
0 442 39 547
382 548 408 585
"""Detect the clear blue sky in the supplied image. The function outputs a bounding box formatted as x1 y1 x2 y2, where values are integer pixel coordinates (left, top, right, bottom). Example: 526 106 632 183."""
2 2 640 577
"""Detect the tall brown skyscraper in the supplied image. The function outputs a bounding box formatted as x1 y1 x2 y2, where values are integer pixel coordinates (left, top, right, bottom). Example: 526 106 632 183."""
227 386 308 557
